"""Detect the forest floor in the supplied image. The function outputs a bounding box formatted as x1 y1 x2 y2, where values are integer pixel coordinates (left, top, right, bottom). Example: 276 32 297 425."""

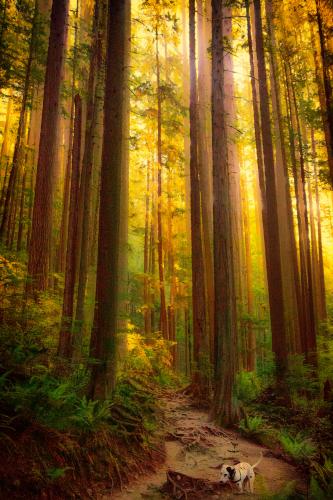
109 391 306 499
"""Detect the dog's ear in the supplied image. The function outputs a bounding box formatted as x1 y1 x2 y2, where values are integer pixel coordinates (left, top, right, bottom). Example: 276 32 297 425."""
226 466 236 479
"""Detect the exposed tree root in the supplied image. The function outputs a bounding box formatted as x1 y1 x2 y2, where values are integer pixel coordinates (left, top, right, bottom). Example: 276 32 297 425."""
177 383 211 408
161 469 227 499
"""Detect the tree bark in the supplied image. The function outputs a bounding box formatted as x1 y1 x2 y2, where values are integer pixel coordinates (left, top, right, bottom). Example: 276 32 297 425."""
311 128 327 321
155 26 168 339
89 0 130 399
315 0 333 186
265 0 302 354
27 0 69 293
58 94 82 359
73 0 105 360
253 0 288 380
284 62 317 367
16 167 27 252
189 0 208 390
197 0 214 359
212 0 238 425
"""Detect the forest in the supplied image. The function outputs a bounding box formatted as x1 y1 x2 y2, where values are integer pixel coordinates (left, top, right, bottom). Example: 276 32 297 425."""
0 0 333 498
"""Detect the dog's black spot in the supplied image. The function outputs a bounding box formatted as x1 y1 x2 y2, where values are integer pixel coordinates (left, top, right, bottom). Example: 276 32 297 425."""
226 466 236 480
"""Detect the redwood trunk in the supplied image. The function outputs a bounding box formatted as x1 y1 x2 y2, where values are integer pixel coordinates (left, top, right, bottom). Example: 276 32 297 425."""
27 0 69 292
89 0 130 399
212 0 238 425
58 94 82 359
189 0 208 388
253 0 288 379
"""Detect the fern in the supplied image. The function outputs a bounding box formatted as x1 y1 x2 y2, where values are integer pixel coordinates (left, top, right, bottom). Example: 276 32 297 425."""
239 414 266 437
279 431 315 463
70 397 112 432
46 467 72 481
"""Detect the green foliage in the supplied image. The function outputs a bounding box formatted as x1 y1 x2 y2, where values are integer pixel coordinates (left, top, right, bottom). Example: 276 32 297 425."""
0 364 91 430
286 354 319 399
310 458 333 498
0 324 47 370
122 333 181 388
256 352 276 387
46 467 71 481
70 397 113 432
261 481 300 499
309 476 333 500
235 371 262 403
279 430 316 463
238 414 266 439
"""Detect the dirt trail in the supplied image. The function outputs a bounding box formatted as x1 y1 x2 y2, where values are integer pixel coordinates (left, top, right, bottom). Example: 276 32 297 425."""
111 392 304 499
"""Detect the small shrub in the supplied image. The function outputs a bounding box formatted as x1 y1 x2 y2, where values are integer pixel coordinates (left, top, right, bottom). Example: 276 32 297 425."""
309 476 333 500
2 369 89 431
286 354 319 400
70 397 112 432
279 430 315 463
310 458 333 498
235 371 262 403
239 414 266 438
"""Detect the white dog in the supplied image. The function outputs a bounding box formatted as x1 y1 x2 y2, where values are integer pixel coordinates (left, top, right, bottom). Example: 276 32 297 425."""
220 452 263 493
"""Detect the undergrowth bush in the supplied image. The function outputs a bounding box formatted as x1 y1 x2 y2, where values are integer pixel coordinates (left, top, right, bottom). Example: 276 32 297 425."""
310 458 333 499
238 414 267 440
279 430 316 463
122 332 181 388
0 364 164 497
235 371 262 403
286 354 319 401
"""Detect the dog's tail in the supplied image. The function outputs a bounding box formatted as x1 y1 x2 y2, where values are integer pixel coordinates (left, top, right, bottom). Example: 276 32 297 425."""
252 451 263 469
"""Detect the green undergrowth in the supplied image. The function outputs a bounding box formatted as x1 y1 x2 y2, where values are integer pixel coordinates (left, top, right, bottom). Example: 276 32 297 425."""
0 367 167 498
0 252 183 497
0 325 179 498
235 354 333 499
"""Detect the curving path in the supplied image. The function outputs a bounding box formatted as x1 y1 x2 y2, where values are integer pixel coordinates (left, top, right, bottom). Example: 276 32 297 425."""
110 392 305 499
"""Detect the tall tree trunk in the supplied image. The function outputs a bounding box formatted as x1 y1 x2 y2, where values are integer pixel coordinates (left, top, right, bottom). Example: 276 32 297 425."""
181 0 191 244
189 0 208 390
223 3 244 371
149 161 156 333
315 0 333 186
88 0 130 400
143 165 152 336
17 167 27 252
245 0 266 248
117 0 131 356
253 0 288 381
58 94 82 358
284 62 317 366
242 175 256 371
73 0 105 360
197 0 214 359
56 0 79 275
27 0 69 293
156 26 168 339
265 0 302 354
310 21 333 183
311 128 327 321
212 0 238 425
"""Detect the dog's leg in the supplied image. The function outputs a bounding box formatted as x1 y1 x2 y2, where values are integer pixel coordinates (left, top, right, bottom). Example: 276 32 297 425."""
237 481 244 494
248 475 255 494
